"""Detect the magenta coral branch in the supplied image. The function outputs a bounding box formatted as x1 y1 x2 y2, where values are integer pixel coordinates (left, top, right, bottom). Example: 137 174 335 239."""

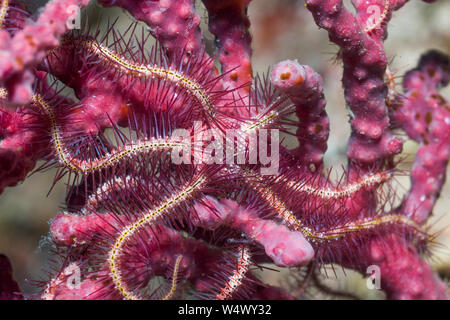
391 50 450 224
364 235 447 299
304 0 402 173
0 0 91 105
0 101 48 193
0 254 22 300
202 0 253 103
98 0 208 65
271 60 329 168
193 196 314 268
50 211 117 246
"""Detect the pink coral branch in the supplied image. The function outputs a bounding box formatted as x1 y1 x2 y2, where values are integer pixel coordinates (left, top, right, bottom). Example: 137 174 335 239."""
391 50 450 224
202 0 253 102
0 103 48 193
98 0 208 64
364 235 447 299
0 254 22 300
0 0 91 105
304 0 402 173
193 196 314 268
271 60 329 168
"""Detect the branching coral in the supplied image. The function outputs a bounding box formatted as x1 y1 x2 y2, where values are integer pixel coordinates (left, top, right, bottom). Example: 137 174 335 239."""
0 0 449 300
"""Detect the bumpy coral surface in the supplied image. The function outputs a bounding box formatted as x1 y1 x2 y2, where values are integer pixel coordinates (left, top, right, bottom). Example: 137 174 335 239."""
0 0 449 300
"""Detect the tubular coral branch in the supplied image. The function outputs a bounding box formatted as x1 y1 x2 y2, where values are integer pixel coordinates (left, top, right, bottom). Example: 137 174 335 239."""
271 59 329 168
391 50 450 224
41 264 117 300
0 254 22 300
0 95 48 193
98 0 208 65
193 196 315 268
0 0 92 105
42 262 82 300
362 235 447 299
304 0 403 172
50 211 117 246
202 0 253 101
39 49 131 135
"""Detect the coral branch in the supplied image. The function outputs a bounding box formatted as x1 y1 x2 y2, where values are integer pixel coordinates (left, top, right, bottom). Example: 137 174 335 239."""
304 0 403 172
0 254 22 300
0 99 48 193
0 0 91 105
391 50 450 224
271 59 329 168
193 196 314 267
98 0 207 64
202 0 253 100
363 235 447 299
